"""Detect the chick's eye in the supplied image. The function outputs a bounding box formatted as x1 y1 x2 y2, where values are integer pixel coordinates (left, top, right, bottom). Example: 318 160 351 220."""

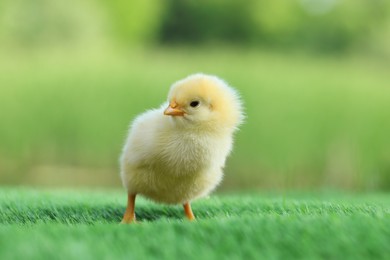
190 101 200 108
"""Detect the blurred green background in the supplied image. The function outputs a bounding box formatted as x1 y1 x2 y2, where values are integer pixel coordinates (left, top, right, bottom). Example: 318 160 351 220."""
0 0 389 191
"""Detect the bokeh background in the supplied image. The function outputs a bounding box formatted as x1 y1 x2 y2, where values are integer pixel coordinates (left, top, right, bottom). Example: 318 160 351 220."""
0 0 389 191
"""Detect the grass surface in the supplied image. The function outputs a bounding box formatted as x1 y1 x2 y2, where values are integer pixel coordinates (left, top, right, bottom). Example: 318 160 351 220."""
0 188 389 259
0 48 390 190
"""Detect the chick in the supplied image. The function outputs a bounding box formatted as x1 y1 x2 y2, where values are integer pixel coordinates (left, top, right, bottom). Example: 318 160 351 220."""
120 73 244 223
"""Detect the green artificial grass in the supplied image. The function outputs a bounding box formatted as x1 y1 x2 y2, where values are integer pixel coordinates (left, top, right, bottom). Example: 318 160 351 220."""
0 188 389 259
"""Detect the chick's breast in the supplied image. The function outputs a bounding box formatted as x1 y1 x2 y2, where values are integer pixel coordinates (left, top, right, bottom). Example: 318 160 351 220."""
120 107 232 204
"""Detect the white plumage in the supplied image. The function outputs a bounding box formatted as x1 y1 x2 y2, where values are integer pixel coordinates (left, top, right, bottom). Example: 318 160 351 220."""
120 73 243 222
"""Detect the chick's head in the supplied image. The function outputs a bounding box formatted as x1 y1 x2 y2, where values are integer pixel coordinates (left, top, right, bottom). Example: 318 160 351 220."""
164 74 244 132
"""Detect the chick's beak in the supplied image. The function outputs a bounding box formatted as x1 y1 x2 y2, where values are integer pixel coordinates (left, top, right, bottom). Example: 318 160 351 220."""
164 102 185 116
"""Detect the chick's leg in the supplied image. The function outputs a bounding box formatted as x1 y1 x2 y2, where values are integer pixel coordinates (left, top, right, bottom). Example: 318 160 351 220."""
121 193 136 224
183 202 195 221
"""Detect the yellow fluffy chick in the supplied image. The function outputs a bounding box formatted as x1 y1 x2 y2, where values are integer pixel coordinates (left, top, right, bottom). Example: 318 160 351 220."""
120 73 244 223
